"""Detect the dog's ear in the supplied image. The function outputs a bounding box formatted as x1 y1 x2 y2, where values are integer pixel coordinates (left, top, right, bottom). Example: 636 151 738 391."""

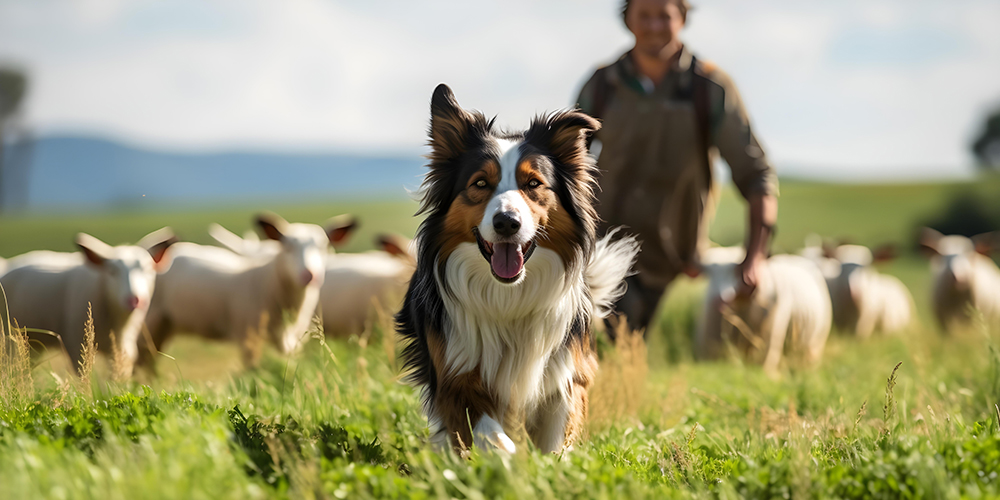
525 110 601 168
428 84 475 163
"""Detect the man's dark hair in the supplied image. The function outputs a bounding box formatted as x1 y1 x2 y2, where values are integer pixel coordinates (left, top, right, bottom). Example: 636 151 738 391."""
621 0 692 24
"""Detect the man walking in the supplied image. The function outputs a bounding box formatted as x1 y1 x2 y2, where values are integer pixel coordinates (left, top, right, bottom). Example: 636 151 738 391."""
577 0 778 338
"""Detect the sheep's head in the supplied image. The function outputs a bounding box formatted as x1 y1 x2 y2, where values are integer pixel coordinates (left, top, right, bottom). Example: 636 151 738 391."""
920 228 995 291
691 246 755 311
255 213 358 288
255 213 326 288
76 228 177 314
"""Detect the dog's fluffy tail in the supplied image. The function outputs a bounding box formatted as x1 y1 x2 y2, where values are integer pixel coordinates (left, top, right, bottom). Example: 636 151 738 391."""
586 228 639 318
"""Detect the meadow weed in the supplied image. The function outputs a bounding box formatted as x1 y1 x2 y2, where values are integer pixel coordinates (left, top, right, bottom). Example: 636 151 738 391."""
243 311 268 368
881 361 903 437
77 302 97 388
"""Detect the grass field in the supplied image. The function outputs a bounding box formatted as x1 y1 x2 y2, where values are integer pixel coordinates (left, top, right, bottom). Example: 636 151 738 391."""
2 179 1000 499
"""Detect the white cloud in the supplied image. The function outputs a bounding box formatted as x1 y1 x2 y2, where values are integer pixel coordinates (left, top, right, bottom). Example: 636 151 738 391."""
0 0 998 178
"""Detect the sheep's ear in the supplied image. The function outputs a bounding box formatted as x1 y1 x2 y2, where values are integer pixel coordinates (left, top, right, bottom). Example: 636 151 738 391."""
255 213 288 241
325 214 358 247
872 243 897 263
919 227 943 256
525 110 601 168
208 223 245 254
821 242 836 259
75 233 113 267
973 231 999 256
138 227 178 264
376 233 413 261
803 234 823 250
429 84 475 163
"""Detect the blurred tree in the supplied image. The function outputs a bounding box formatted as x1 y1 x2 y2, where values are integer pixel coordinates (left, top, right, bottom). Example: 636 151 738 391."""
0 67 30 212
973 108 1000 171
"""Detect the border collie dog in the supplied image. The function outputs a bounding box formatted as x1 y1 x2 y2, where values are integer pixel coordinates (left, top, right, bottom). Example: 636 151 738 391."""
397 84 638 454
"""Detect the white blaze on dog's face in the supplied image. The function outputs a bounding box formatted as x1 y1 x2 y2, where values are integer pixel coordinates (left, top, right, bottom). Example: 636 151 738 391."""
473 139 539 283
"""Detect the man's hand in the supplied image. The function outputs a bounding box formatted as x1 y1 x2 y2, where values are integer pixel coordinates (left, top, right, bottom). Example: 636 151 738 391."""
740 192 777 297
737 253 764 297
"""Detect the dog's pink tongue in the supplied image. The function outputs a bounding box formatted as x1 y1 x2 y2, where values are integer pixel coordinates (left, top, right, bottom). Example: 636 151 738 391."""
491 243 524 279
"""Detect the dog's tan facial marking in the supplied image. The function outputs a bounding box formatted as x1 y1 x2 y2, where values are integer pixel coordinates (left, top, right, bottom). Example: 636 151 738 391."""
441 161 499 260
514 157 579 265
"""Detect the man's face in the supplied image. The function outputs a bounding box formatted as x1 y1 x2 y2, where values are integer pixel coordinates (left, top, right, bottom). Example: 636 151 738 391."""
626 0 685 57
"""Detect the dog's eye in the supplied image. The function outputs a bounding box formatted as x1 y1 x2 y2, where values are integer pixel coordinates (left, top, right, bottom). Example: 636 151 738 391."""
474 179 488 189
527 179 542 188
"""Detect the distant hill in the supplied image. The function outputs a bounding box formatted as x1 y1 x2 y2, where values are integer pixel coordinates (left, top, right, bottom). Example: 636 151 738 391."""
4 135 425 210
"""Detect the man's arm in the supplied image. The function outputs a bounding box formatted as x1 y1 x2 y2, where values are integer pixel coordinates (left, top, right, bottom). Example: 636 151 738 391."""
706 69 778 293
740 192 777 293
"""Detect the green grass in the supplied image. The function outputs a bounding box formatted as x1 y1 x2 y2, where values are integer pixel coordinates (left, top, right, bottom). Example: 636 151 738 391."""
2 179 1000 499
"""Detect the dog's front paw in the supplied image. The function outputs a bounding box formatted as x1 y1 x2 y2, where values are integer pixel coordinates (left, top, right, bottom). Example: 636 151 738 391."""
472 415 516 454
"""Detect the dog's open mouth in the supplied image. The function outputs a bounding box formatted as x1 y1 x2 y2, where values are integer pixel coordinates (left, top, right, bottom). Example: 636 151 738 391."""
473 227 536 283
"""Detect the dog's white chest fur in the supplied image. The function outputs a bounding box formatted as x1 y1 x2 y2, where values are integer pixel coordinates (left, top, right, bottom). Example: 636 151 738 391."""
439 243 585 412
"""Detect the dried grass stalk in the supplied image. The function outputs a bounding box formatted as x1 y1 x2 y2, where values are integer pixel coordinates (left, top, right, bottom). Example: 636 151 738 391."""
78 302 98 386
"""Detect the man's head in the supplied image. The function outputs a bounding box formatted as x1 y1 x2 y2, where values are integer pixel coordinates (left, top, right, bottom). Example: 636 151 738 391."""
622 0 689 58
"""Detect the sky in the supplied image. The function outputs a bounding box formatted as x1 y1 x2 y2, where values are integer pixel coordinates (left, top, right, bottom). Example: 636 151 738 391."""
1 0 999 180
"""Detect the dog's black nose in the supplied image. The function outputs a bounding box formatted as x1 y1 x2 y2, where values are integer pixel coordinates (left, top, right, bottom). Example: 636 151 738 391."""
493 212 521 237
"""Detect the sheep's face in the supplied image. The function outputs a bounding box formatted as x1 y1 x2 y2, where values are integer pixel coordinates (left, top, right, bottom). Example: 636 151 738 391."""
703 262 741 310
697 247 748 311
932 236 976 291
939 253 974 291
269 224 329 288
79 243 158 313
840 262 867 301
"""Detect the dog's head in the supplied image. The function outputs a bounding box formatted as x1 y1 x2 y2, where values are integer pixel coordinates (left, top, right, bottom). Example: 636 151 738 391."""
416 84 600 285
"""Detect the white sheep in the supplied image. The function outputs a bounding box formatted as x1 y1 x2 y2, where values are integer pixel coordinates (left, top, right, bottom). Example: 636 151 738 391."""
695 247 832 375
0 228 177 377
206 214 357 258
318 233 414 335
826 244 914 338
920 228 1000 330
797 234 842 283
208 219 415 336
142 213 336 368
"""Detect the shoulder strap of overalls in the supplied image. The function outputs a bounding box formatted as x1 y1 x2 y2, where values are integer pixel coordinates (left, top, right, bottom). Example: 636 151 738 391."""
590 66 614 120
690 55 713 169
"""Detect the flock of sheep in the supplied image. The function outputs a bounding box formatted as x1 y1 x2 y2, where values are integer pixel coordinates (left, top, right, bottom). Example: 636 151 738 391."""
0 213 414 378
0 214 998 379
693 228 1000 375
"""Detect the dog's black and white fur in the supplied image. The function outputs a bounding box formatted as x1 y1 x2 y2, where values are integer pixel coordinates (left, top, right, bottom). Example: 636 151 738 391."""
396 84 638 454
